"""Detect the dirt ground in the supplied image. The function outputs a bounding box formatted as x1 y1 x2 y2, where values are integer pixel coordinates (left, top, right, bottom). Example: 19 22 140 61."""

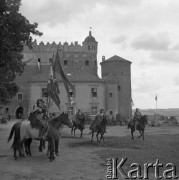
0 120 179 180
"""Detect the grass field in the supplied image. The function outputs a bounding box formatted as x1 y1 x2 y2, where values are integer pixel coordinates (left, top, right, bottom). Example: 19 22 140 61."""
94 132 179 179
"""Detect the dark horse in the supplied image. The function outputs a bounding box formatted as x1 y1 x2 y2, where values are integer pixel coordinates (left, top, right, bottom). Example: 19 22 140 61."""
71 114 85 138
128 115 148 140
90 115 107 145
46 112 73 161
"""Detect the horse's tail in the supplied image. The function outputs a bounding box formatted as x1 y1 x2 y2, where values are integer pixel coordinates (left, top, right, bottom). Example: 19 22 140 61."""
7 123 17 143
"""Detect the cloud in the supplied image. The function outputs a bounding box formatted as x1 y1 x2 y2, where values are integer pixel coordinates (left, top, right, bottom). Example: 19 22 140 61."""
110 35 127 44
131 32 171 51
20 0 142 27
174 76 179 86
151 51 179 63
172 43 179 50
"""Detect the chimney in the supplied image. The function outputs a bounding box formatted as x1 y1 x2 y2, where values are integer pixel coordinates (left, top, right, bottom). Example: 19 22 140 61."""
102 56 105 62
37 58 41 73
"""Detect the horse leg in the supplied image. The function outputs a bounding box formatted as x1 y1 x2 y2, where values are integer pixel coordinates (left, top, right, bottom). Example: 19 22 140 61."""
27 138 32 156
71 126 74 135
39 140 43 152
74 127 76 136
142 130 145 141
55 138 59 156
13 145 18 160
99 133 102 144
96 132 99 143
24 139 28 155
91 132 94 143
80 130 83 138
48 137 55 161
99 133 105 146
42 140 45 149
138 130 142 139
131 129 134 140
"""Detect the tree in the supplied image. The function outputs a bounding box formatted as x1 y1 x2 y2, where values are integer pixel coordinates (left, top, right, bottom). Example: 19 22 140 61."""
0 0 42 104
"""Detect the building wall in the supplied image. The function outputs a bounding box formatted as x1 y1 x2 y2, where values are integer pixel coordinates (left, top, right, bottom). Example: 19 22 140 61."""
29 81 105 116
104 82 118 115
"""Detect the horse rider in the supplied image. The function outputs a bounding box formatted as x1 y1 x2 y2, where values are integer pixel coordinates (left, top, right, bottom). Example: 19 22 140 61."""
133 108 142 130
32 99 48 138
75 109 83 124
91 109 107 133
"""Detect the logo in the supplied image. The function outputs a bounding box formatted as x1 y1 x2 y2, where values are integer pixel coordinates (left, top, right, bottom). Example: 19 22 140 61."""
106 158 178 179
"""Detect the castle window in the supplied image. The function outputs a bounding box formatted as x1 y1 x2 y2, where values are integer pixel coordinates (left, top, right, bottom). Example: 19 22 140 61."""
64 60 68 65
42 88 48 97
85 60 89 66
67 106 74 116
88 45 90 50
109 93 112 97
118 86 121 91
91 88 97 97
91 106 97 115
17 93 23 101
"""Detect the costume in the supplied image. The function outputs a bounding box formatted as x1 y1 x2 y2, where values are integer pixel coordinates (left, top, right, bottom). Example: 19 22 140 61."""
133 109 142 130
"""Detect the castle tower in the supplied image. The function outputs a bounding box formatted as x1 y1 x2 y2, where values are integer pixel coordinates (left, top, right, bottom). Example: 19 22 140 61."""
100 55 132 120
82 31 98 75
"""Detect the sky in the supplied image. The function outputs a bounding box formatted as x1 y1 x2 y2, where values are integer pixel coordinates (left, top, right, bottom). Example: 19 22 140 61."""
20 0 179 109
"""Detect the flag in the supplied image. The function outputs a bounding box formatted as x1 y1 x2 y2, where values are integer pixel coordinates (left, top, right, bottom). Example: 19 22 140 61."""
53 49 76 102
47 79 60 110
47 56 61 110
155 95 157 101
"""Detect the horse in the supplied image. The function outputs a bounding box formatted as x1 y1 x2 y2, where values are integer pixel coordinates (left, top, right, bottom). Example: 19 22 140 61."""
90 115 107 145
45 112 73 161
71 114 85 138
24 112 73 161
128 115 148 141
8 111 47 160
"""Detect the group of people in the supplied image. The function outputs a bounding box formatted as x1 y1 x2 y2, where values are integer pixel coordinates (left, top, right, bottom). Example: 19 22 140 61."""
29 98 142 137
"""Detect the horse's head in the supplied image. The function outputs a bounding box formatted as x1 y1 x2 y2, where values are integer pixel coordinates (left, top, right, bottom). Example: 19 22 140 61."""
61 112 73 128
141 115 148 124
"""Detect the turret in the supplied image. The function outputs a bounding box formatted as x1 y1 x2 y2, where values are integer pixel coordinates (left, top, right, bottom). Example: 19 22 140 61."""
82 31 98 53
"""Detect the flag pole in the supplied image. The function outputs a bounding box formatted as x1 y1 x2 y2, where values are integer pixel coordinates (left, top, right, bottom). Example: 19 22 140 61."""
155 95 158 110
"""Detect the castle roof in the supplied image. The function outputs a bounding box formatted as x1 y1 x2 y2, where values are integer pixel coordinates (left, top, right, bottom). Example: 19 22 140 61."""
25 65 102 83
100 55 131 64
83 31 97 43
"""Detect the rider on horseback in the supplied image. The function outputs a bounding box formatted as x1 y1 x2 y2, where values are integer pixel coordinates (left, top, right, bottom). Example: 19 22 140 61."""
133 108 142 130
30 99 48 138
90 109 107 133
75 109 84 128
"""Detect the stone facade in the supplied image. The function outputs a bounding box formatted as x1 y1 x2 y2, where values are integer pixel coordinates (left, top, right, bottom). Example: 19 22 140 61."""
1 31 132 120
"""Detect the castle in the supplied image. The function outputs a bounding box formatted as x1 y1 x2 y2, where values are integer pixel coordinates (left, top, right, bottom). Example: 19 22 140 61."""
2 31 132 121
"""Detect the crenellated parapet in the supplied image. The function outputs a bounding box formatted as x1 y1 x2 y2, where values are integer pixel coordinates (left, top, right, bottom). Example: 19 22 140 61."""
29 40 85 52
